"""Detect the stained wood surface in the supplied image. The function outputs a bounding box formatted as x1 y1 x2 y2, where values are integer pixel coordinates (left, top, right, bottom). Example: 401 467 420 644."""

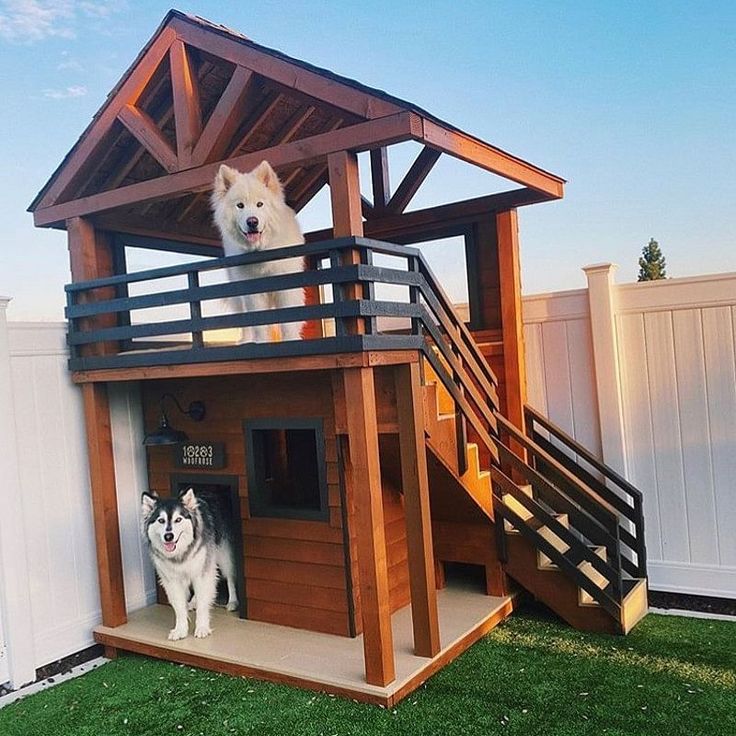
395 362 441 656
497 209 527 446
82 382 127 626
342 367 395 686
142 371 351 636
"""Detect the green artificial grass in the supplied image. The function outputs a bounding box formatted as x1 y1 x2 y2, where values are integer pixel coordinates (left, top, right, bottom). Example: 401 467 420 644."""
2 608 734 736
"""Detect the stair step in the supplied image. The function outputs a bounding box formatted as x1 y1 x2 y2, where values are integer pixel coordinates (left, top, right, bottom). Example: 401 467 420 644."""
577 546 610 605
537 525 571 568
502 493 534 524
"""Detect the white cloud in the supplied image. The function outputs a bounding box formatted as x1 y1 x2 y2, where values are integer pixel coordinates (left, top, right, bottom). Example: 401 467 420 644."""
43 84 86 98
57 57 82 70
0 1 122 43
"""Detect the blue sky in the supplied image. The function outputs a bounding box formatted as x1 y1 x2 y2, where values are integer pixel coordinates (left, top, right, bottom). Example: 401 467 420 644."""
1 1 735 320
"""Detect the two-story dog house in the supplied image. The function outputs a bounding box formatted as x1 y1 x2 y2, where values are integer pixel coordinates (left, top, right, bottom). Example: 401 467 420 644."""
29 11 648 706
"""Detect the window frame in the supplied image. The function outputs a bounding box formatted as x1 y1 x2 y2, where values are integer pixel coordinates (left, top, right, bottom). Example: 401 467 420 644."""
243 417 329 522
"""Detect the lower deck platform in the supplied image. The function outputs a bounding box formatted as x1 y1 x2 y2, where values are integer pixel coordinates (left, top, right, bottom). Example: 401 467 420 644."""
94 585 516 707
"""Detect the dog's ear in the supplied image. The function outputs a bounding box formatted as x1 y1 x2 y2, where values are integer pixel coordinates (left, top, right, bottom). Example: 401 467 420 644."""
252 160 283 199
180 487 199 512
212 164 239 202
141 491 158 516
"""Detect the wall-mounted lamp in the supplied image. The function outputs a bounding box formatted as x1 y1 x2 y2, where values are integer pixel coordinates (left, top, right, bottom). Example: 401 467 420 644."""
143 393 206 446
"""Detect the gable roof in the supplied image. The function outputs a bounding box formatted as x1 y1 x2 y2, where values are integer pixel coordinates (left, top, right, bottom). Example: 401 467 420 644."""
29 10 564 231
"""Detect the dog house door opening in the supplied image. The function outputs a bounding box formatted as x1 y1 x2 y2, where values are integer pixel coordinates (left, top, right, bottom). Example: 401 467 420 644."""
170 474 245 618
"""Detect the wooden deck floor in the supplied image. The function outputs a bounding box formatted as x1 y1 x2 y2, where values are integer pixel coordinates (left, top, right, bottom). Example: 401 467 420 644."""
94 585 516 706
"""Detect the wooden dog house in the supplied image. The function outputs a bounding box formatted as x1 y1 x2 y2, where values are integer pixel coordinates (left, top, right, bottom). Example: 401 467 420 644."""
30 11 648 706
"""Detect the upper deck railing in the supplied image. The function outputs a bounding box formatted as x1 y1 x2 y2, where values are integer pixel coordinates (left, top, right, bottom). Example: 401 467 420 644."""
66 234 502 470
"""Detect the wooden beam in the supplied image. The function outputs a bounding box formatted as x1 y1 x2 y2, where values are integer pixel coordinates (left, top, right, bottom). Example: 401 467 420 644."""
231 92 285 154
343 367 395 686
497 209 527 440
394 362 441 657
67 217 126 627
169 40 202 168
292 168 328 212
82 383 127 627
361 195 374 220
370 147 390 212
191 66 254 167
328 150 364 335
34 26 177 209
172 15 402 119
386 146 440 214
305 188 549 244
179 98 312 223
34 112 420 227
420 119 565 199
117 104 179 173
328 150 363 238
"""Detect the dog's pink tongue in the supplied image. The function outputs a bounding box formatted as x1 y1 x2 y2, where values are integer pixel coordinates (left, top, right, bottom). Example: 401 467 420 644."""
246 232 260 243
164 542 176 553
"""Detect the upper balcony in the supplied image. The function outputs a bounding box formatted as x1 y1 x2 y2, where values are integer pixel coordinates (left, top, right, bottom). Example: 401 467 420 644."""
65 236 498 405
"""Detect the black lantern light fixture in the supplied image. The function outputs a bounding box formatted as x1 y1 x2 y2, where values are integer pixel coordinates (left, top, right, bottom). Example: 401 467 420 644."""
143 393 206 446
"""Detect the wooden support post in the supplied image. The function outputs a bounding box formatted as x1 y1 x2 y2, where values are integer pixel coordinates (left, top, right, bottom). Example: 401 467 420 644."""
497 209 527 453
328 150 365 335
395 362 441 657
82 382 127 626
343 367 395 686
68 217 127 627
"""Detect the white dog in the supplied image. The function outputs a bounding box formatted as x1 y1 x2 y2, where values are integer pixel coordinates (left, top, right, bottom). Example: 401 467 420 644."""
211 161 306 343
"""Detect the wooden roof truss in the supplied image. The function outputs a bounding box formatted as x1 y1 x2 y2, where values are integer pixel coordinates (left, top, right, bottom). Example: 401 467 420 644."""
30 12 565 241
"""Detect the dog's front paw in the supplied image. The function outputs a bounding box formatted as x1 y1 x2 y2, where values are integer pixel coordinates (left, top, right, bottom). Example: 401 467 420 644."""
194 624 212 638
168 626 188 641
226 599 239 612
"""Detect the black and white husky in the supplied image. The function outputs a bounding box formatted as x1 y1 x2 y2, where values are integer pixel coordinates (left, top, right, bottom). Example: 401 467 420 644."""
141 488 238 640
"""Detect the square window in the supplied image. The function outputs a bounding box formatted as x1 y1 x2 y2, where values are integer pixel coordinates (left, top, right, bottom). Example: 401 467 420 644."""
244 418 329 521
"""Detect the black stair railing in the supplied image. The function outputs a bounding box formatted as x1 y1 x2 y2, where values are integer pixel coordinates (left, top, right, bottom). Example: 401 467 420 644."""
524 405 647 578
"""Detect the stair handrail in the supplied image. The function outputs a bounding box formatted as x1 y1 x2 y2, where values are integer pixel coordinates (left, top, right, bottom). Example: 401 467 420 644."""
492 467 622 615
414 256 500 392
524 405 647 578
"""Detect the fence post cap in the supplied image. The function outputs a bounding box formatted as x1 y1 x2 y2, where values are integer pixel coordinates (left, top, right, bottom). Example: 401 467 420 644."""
582 263 618 276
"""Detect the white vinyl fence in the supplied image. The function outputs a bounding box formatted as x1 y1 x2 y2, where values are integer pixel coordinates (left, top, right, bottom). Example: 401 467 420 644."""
525 267 736 599
0 298 155 690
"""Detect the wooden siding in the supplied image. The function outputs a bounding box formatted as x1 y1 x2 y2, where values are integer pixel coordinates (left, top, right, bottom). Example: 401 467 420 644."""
142 371 351 636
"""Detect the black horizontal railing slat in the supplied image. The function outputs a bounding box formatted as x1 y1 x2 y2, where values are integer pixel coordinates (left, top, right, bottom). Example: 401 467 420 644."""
524 405 647 579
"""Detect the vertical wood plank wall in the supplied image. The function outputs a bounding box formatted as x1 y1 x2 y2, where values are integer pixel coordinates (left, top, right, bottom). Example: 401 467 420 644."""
141 372 352 636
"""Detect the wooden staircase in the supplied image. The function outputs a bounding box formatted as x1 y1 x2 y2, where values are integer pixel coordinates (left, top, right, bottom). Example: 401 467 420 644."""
420 352 648 635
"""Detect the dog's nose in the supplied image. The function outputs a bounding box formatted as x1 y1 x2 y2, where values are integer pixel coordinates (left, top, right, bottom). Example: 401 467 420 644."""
163 532 174 542
246 216 259 231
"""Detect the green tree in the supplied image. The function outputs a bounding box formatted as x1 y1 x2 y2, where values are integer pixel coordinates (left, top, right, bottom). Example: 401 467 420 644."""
638 238 667 281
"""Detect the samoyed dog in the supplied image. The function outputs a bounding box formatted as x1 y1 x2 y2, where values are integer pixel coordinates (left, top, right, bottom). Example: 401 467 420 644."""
211 161 305 343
